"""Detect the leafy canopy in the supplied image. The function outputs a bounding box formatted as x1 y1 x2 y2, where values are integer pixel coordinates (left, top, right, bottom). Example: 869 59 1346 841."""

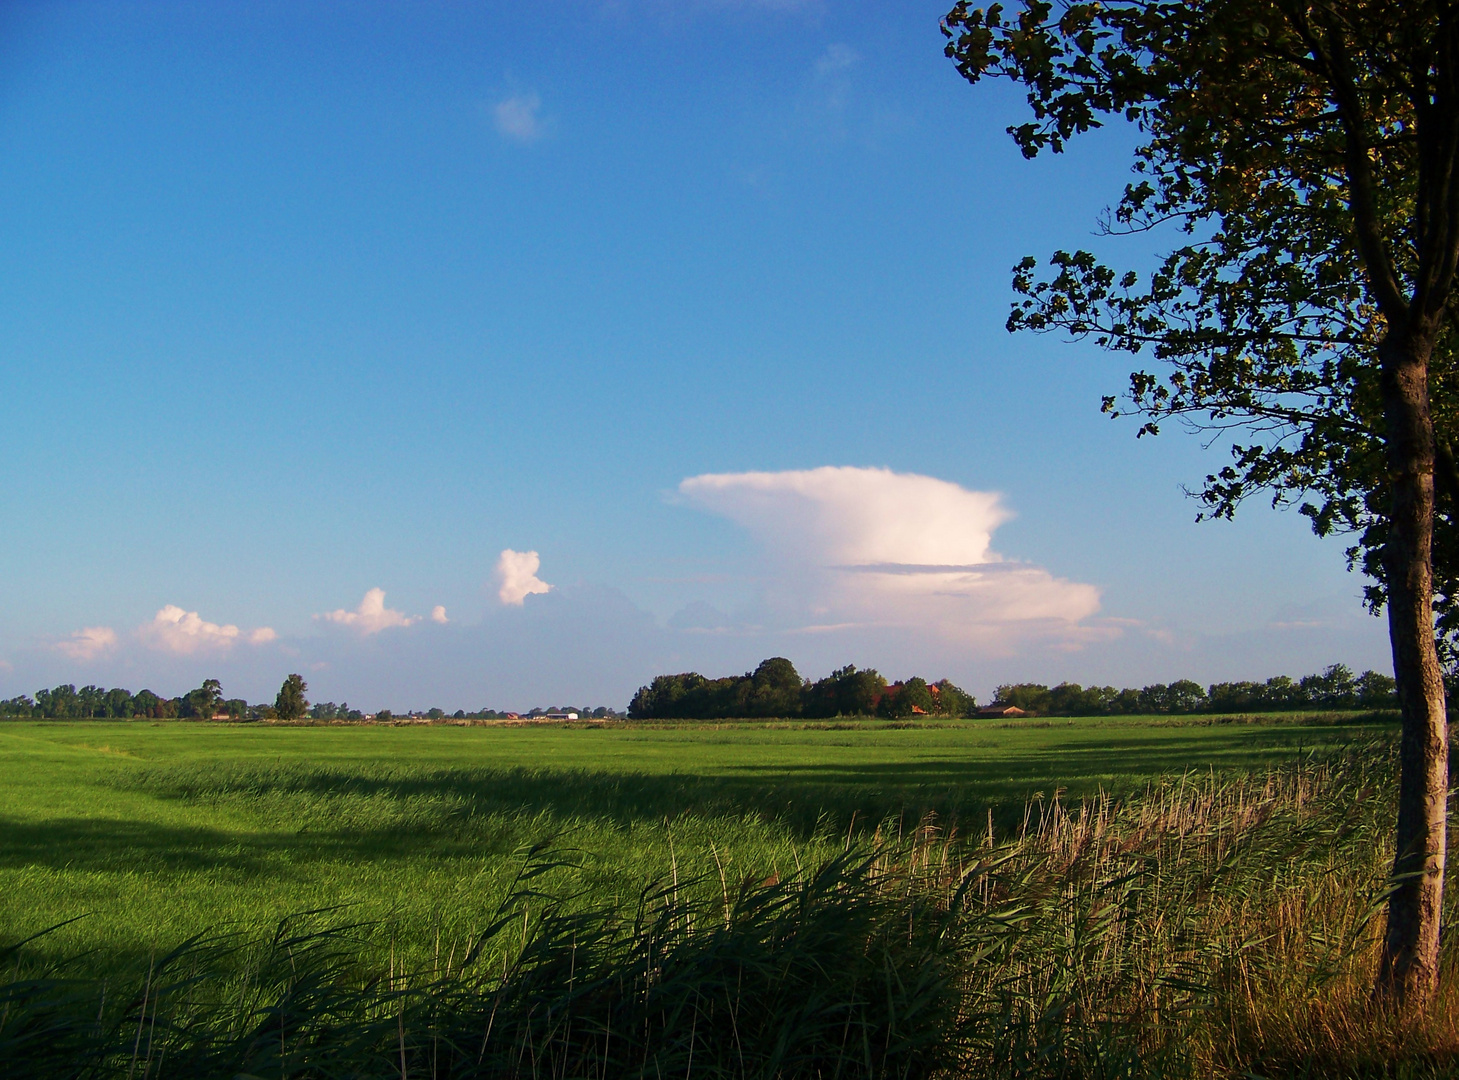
943 0 1459 648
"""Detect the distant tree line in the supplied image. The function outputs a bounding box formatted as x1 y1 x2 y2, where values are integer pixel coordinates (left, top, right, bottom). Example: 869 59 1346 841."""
627 659 976 720
0 676 622 723
519 705 622 719
0 679 245 720
627 659 1401 720
0 675 316 721
0 662 1401 723
993 665 1398 716
357 705 623 722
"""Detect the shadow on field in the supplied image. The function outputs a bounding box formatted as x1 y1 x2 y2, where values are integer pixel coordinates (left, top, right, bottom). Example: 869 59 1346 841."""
0 816 268 874
0 723 1384 877
0 809 532 875
127 763 1018 834
4 769 1030 875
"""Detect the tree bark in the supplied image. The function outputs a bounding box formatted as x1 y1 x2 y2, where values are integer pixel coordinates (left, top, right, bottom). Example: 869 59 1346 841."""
1377 326 1450 1004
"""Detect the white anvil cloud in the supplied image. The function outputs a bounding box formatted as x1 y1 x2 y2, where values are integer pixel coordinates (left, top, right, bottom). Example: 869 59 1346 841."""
679 466 1101 644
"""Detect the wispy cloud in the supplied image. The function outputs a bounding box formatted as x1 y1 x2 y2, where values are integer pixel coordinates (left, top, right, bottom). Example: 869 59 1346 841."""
139 605 275 655
318 588 420 634
678 466 1103 646
781 40 909 150
494 92 545 142
56 625 118 661
814 42 858 77
800 42 859 128
496 549 553 606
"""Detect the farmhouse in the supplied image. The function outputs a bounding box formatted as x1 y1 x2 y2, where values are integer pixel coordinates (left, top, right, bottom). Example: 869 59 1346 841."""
978 704 1027 718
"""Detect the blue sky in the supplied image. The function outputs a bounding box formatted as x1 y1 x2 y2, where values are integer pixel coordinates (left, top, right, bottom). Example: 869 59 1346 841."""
0 0 1392 710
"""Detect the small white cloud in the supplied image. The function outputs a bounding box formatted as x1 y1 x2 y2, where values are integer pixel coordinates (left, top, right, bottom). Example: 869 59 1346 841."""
139 606 245 655
56 626 118 661
249 627 278 644
496 549 553 606
318 588 420 635
431 605 449 624
494 92 544 142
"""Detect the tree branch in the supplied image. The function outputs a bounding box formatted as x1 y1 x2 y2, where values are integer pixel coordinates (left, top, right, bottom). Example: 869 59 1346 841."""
1299 5 1413 322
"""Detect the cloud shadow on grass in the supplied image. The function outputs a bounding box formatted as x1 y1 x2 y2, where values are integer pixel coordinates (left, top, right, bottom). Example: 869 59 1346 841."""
0 721 1388 881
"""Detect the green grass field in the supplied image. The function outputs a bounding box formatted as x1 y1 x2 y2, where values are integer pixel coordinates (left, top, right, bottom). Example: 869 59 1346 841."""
0 713 1392 972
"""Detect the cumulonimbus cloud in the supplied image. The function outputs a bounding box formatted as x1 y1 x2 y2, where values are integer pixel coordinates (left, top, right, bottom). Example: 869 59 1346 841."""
318 588 419 634
496 549 552 606
56 626 118 661
139 605 277 655
678 466 1102 644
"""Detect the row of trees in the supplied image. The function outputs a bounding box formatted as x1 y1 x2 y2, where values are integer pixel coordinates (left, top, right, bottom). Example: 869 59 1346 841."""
0 676 314 722
329 705 622 721
273 697 623 722
627 659 976 720
627 659 1400 721
0 679 240 720
0 678 621 723
3 664 1399 724
994 665 1398 716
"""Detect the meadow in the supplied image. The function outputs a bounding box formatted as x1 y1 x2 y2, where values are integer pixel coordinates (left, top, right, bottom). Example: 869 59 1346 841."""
0 713 1383 966
4 712 1456 1078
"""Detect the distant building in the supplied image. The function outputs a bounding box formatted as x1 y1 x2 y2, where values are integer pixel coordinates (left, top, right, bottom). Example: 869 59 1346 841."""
544 711 579 720
978 704 1027 718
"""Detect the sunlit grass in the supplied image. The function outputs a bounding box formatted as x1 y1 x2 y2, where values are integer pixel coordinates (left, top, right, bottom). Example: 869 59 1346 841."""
4 721 1457 1077
0 714 1389 973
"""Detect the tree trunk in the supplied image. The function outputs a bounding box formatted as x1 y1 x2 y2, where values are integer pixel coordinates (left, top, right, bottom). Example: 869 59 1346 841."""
1376 326 1450 1004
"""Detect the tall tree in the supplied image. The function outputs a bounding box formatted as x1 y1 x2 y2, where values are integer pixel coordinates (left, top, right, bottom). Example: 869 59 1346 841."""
275 674 308 723
746 657 804 718
183 678 223 719
944 0 1459 1001
803 665 890 717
